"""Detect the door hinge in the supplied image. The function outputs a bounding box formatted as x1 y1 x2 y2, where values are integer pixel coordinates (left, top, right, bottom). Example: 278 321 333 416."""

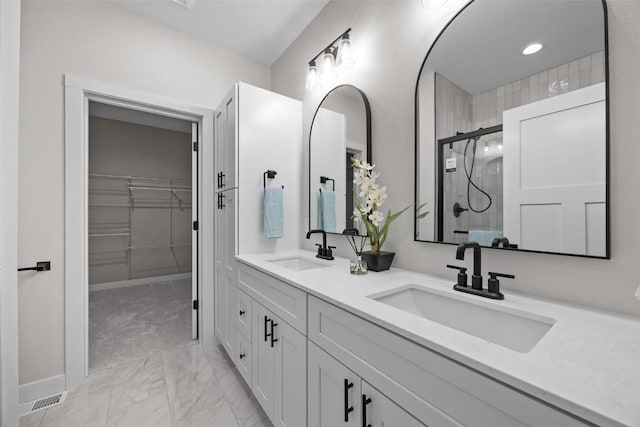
193 300 199 310
193 221 199 231
193 141 198 152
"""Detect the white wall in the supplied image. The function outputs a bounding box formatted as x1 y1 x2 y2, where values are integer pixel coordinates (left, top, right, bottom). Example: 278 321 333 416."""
19 1 270 386
1 0 21 423
271 0 640 317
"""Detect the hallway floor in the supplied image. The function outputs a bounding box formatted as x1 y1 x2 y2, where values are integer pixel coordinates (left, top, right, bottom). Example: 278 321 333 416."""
20 280 271 426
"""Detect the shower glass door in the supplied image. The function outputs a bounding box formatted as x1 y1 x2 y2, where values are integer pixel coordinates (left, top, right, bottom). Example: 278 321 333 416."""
438 127 504 245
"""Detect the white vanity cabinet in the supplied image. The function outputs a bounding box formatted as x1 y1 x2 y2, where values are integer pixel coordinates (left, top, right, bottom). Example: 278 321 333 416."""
236 264 307 427
308 341 427 427
308 296 590 427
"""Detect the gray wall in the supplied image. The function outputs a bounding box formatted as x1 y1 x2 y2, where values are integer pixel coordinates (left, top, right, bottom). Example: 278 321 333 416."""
88 116 192 286
18 0 269 386
272 0 640 317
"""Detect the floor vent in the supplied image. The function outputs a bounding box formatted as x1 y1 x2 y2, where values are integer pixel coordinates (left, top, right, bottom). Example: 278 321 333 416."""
18 391 67 417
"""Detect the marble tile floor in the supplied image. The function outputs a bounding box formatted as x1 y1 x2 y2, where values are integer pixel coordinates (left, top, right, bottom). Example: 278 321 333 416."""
88 280 194 374
20 343 272 427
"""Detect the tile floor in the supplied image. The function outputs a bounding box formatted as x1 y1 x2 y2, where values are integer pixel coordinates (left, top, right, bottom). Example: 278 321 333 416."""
20 281 271 426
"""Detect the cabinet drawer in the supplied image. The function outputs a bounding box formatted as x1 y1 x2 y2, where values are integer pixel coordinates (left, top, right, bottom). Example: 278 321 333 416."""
309 296 589 427
237 262 306 335
235 330 251 386
236 288 252 339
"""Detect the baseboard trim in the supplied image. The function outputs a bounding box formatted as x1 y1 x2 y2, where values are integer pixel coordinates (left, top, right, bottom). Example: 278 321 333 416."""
89 273 192 292
19 374 66 404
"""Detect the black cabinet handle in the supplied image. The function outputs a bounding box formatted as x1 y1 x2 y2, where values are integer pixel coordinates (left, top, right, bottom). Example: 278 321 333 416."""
219 193 226 209
217 172 221 188
239 353 246 360
220 172 226 188
362 394 372 427
239 310 245 316
270 321 278 347
264 316 270 342
344 379 354 422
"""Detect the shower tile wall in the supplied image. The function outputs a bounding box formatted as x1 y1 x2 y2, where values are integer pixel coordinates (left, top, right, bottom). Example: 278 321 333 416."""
435 50 604 243
473 51 605 129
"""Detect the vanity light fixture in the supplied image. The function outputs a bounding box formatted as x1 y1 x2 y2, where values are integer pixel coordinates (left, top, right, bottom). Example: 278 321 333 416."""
305 60 320 91
320 47 337 82
522 43 544 56
305 28 354 91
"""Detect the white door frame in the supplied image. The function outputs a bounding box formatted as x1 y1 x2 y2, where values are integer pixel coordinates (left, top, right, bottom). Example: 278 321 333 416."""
64 74 215 387
0 0 21 424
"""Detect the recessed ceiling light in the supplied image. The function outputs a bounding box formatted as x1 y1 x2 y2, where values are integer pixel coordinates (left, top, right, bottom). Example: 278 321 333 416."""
172 0 194 10
421 0 448 9
522 43 544 56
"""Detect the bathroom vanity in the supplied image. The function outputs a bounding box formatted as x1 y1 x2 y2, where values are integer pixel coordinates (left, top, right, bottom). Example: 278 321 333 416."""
221 251 640 427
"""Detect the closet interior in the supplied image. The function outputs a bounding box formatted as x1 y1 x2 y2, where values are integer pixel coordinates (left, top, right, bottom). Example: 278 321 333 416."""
87 102 196 373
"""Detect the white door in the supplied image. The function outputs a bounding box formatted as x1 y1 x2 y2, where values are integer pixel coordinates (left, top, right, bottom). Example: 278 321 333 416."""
252 301 276 421
191 122 198 339
273 320 306 427
361 381 427 427
308 341 360 427
503 83 606 256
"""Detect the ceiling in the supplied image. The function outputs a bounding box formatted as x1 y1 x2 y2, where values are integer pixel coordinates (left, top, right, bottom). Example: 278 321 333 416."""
89 102 194 134
423 0 605 95
112 0 329 65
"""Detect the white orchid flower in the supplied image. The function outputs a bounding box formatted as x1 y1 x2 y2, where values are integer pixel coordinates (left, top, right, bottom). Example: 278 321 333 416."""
369 211 385 227
367 186 387 209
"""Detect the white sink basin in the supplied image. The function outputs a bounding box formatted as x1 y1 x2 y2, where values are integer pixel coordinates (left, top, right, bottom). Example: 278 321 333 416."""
370 285 555 353
268 256 329 272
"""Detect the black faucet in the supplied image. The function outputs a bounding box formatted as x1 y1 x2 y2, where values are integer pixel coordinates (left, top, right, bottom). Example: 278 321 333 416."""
306 229 335 260
491 237 518 249
447 241 514 300
456 241 483 290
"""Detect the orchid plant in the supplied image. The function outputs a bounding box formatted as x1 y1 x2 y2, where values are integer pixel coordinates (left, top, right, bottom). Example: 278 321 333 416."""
351 158 426 254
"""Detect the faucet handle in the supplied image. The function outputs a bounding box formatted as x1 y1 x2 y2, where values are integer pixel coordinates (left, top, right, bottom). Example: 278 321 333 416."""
447 264 468 287
487 272 514 297
488 272 515 280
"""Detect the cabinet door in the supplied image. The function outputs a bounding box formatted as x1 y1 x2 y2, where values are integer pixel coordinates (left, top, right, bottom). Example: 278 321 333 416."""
214 85 236 191
222 189 236 355
308 341 360 427
361 381 426 427
252 301 276 420
213 193 226 342
273 319 306 427
235 330 252 386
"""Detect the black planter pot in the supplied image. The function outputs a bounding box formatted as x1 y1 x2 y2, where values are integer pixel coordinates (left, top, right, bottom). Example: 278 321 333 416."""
361 251 395 272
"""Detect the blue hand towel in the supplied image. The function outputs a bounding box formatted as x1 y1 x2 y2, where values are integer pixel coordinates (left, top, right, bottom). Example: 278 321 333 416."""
317 190 336 233
263 187 284 238
469 230 503 247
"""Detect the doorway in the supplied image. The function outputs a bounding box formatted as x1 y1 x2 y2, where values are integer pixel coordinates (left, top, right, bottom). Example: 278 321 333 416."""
64 75 215 387
87 102 198 373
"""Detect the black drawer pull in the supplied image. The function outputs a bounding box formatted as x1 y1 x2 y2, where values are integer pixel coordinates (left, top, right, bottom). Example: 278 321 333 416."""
362 394 372 427
270 321 278 347
344 379 354 422
264 316 271 342
239 353 246 360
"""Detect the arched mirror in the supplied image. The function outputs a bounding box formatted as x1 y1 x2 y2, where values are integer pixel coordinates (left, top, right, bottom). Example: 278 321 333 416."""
309 85 371 235
415 0 609 258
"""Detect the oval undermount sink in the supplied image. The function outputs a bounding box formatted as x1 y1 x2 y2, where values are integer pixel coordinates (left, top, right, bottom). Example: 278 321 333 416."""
370 284 555 353
268 256 329 271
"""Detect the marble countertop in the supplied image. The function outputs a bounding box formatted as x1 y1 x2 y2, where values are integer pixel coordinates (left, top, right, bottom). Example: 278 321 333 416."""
237 250 640 427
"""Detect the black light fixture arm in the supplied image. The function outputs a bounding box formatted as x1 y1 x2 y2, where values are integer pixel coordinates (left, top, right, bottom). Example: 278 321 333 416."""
308 28 352 65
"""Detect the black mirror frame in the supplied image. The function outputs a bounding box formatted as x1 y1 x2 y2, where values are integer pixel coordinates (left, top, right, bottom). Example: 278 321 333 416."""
308 84 372 236
413 0 611 259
